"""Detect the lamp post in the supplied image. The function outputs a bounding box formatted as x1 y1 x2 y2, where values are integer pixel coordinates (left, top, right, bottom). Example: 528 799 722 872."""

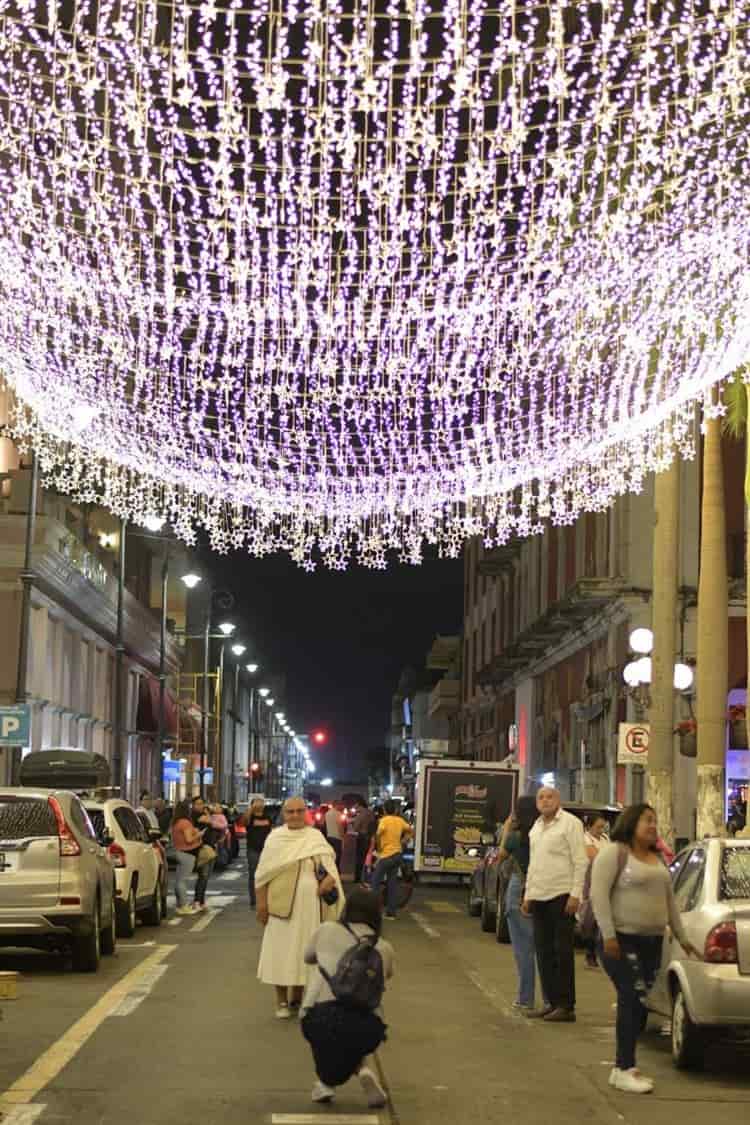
15 452 39 708
113 517 127 791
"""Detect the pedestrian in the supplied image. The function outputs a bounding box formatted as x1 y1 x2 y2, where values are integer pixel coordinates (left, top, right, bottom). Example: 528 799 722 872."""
154 797 173 834
301 886 393 1107
191 795 218 911
136 791 159 829
325 804 344 869
581 814 609 969
370 801 413 920
245 797 273 908
495 796 541 1011
351 800 377 884
171 799 204 915
521 787 588 1022
255 796 344 1019
591 803 699 1094
210 803 230 868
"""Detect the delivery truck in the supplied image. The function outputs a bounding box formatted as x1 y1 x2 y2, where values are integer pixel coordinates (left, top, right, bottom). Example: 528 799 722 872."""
413 758 519 875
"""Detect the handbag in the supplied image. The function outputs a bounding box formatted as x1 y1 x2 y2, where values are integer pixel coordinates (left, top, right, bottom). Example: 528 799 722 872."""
316 863 340 906
195 844 217 868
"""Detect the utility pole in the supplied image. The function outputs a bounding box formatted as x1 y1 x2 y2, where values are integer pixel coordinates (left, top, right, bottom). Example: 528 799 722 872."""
15 453 39 707
648 460 680 848
113 519 127 791
200 601 211 799
156 546 169 795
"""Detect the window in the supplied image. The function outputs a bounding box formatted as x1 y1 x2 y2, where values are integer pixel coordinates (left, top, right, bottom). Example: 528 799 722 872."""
85 808 107 841
720 847 750 900
673 848 706 913
68 797 97 841
0 797 57 839
115 807 147 842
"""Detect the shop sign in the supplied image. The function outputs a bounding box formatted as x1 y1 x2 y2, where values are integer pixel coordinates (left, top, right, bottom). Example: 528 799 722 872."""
617 722 650 765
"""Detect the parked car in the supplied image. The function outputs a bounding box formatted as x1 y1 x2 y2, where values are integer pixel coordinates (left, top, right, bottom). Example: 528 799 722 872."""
0 787 117 971
83 798 165 936
647 836 750 1069
136 811 169 906
470 801 621 942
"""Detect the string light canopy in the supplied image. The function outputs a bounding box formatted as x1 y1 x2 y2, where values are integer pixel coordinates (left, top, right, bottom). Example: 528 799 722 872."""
1 1 750 568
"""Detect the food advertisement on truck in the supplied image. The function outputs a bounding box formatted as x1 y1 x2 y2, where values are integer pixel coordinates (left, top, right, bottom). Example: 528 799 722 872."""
414 759 518 873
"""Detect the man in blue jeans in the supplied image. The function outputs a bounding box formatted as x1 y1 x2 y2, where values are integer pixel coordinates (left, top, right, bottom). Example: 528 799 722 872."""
370 801 413 918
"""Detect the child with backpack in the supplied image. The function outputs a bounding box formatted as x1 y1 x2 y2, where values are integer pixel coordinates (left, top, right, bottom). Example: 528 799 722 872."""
300 886 394 1107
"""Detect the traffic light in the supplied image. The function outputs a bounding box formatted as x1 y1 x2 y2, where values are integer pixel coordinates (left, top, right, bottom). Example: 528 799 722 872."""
313 730 327 745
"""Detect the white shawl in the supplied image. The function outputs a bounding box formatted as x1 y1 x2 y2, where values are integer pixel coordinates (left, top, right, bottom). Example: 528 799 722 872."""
254 825 338 889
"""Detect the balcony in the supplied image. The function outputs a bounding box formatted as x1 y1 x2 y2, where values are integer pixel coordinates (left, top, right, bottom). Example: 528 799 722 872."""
428 677 461 719
477 577 628 689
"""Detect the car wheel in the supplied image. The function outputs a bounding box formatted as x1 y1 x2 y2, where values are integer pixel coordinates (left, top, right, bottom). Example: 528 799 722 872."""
100 888 117 956
72 904 101 972
671 983 705 1070
480 891 496 933
467 882 481 917
116 884 137 938
141 882 163 927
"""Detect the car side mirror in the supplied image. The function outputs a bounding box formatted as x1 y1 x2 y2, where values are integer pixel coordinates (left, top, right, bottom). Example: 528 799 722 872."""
148 828 163 842
100 829 114 848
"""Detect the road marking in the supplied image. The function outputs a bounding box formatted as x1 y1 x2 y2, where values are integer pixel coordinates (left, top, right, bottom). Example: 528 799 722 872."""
167 917 183 926
116 940 157 949
465 968 516 1019
269 1116 377 1125
410 912 440 938
423 901 461 914
0 1106 47 1124
109 963 170 1017
190 908 221 932
202 894 238 907
0 946 175 1109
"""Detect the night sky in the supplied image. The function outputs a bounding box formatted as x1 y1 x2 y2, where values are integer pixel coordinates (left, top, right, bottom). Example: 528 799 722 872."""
204 549 464 782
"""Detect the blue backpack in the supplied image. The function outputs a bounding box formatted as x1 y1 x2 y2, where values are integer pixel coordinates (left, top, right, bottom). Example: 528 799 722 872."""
319 923 385 1011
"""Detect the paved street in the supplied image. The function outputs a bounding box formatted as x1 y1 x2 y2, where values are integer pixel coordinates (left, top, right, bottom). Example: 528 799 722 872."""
1 866 749 1125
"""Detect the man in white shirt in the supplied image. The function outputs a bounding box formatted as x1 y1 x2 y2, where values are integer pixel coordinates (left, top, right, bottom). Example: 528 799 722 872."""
522 788 588 1022
324 804 344 869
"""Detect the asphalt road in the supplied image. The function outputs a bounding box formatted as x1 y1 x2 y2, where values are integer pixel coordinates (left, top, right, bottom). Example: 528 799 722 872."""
1 864 749 1125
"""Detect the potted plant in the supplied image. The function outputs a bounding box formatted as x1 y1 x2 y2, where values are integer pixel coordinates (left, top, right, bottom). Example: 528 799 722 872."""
728 705 748 749
674 718 697 758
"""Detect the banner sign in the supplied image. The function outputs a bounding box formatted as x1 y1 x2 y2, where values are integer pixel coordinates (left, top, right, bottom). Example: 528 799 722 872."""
617 722 650 765
417 762 518 873
0 705 31 747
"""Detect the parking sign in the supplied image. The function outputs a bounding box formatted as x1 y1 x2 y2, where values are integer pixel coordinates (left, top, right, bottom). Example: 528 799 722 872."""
617 722 650 764
0 705 31 747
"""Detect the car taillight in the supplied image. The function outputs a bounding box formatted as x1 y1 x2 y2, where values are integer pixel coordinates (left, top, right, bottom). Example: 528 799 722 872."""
704 922 737 964
108 842 127 869
47 797 82 857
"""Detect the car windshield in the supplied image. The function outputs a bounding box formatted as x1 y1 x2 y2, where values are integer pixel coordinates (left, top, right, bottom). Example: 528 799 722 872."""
720 847 750 900
0 796 58 839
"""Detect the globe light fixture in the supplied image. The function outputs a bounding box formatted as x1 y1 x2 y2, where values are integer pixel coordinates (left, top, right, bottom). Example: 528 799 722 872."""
673 663 695 692
258 688 270 698
629 628 655 656
231 643 246 657
180 573 202 590
218 622 236 637
246 663 259 674
634 657 653 685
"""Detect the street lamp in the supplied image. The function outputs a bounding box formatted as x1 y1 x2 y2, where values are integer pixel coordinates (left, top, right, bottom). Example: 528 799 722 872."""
181 572 201 590
259 687 270 698
231 642 247 656
218 621 236 636
246 663 259 674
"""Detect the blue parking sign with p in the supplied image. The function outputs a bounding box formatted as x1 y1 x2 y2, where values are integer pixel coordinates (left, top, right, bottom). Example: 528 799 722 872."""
0 705 31 746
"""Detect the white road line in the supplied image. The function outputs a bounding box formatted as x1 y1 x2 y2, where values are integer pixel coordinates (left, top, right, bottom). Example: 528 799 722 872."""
167 917 183 926
269 1116 382 1125
117 941 157 949
201 894 238 907
410 911 440 939
465 968 516 1019
108 964 170 1017
190 908 222 932
0 946 175 1110
0 1106 47 1124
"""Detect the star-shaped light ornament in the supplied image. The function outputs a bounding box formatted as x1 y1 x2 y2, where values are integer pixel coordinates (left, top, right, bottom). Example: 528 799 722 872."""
2 1 750 569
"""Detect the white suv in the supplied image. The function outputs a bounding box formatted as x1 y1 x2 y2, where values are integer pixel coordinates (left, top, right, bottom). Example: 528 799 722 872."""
83 798 165 936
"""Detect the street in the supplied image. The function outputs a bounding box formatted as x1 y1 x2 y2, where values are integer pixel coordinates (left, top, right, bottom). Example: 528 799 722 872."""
1 867 749 1125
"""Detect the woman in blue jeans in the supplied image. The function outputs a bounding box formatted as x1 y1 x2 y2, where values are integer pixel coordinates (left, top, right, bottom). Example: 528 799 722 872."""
497 796 540 1010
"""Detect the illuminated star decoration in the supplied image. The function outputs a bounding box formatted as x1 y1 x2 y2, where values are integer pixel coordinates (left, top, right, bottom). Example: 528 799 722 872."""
1 1 750 569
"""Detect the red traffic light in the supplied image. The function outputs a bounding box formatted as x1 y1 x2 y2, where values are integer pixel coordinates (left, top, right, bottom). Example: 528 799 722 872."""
250 762 260 773
313 730 327 745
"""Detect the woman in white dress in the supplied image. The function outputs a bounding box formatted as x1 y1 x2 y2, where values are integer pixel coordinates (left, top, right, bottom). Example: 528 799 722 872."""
255 796 344 1018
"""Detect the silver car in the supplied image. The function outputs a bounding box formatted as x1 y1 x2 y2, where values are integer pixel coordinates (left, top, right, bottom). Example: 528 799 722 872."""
0 787 117 971
647 837 750 1068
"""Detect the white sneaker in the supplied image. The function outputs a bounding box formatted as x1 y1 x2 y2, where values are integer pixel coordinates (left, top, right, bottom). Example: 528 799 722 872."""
609 1067 654 1094
275 1004 291 1020
359 1067 387 1108
311 1081 335 1103
176 905 194 916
